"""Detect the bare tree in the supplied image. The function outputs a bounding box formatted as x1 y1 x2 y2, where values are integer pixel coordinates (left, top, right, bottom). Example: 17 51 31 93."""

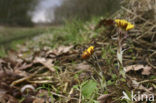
0 0 37 26
54 0 121 23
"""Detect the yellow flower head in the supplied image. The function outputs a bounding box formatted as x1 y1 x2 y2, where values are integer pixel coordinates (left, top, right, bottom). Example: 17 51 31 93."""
81 46 94 59
114 19 134 31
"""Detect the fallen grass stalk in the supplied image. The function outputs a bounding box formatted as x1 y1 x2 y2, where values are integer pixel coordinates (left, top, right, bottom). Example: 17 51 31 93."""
11 67 44 86
50 91 79 101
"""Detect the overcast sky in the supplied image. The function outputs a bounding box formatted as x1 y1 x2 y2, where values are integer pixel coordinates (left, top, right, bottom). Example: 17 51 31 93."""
31 0 63 23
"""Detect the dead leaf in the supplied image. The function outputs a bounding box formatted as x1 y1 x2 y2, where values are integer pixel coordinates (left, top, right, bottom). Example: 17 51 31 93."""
33 98 44 103
53 45 73 55
95 19 114 30
22 96 34 103
97 94 113 103
34 57 55 72
35 90 55 103
75 62 92 71
0 94 18 103
125 64 152 75
18 63 33 70
13 63 33 77
131 80 153 93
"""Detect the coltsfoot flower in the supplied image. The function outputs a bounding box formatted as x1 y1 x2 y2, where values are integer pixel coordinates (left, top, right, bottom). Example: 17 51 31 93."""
81 46 94 59
115 19 134 31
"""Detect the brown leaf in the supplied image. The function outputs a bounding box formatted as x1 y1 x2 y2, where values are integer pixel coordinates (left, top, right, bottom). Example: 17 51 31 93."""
13 63 33 77
18 63 33 70
7 50 23 66
34 57 55 72
53 45 73 55
33 98 45 103
125 64 152 75
95 19 114 29
0 94 18 103
35 90 55 102
131 80 153 93
97 94 113 103
22 96 34 103
75 62 92 71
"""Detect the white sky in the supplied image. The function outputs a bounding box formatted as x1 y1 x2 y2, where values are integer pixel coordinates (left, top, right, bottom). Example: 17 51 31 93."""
31 0 63 23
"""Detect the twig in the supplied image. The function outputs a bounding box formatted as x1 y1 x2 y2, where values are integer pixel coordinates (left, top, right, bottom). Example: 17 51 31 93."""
121 6 154 25
139 79 156 84
66 88 74 102
79 88 82 103
146 51 156 69
27 80 53 84
51 91 79 101
137 25 156 40
10 67 44 86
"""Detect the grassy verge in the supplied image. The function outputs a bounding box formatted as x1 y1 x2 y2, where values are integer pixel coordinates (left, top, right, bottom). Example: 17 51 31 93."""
0 26 55 57
17 17 102 51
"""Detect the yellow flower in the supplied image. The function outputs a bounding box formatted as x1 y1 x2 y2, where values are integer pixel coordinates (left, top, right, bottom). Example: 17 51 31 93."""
81 46 94 59
114 19 134 31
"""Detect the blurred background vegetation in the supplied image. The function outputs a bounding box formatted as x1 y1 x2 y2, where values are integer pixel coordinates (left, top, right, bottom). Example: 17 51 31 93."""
0 0 121 26
0 0 37 26
0 0 121 56
54 0 121 23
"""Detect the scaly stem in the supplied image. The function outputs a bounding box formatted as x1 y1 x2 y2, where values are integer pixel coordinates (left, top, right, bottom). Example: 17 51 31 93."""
91 54 106 91
117 29 126 78
117 30 123 68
